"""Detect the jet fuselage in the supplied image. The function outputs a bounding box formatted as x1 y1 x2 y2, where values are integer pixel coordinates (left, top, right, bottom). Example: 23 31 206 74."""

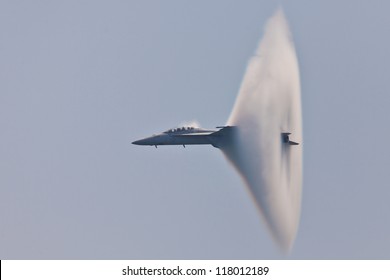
132 126 235 148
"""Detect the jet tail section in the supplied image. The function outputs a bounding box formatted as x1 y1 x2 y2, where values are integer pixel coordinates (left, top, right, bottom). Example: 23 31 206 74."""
282 132 299 145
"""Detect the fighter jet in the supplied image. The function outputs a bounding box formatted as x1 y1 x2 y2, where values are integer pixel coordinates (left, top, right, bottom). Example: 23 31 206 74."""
133 126 299 148
132 126 236 148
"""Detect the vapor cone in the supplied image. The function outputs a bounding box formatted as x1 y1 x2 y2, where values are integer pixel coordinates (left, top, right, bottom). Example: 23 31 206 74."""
222 9 302 251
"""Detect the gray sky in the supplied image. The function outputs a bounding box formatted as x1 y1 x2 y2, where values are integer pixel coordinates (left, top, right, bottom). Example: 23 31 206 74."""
1 0 390 259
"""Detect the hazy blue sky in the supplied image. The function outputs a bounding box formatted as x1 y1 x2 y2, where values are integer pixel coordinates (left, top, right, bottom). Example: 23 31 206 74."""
1 0 390 259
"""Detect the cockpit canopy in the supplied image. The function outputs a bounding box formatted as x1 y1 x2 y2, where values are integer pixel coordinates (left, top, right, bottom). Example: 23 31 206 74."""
164 127 195 133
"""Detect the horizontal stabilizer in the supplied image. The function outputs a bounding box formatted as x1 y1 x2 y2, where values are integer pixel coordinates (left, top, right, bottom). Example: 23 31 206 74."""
282 132 299 145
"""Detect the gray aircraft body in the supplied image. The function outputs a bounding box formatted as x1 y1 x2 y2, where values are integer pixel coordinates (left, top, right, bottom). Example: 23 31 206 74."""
132 126 235 148
133 126 298 148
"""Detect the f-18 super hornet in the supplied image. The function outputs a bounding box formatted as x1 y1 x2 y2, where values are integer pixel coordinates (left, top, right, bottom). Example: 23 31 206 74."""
132 10 302 252
132 126 298 148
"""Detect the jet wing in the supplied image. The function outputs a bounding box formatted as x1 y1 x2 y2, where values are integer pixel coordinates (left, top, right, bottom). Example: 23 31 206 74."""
211 126 236 136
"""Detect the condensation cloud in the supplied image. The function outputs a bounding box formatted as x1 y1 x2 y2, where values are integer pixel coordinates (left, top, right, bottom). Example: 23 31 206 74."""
222 9 303 251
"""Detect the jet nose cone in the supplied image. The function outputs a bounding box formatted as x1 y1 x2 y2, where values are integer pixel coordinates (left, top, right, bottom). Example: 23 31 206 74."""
132 134 162 146
132 139 143 145
132 135 158 145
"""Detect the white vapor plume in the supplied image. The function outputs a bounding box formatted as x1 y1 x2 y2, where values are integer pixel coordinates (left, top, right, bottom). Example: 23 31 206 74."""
222 9 302 251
